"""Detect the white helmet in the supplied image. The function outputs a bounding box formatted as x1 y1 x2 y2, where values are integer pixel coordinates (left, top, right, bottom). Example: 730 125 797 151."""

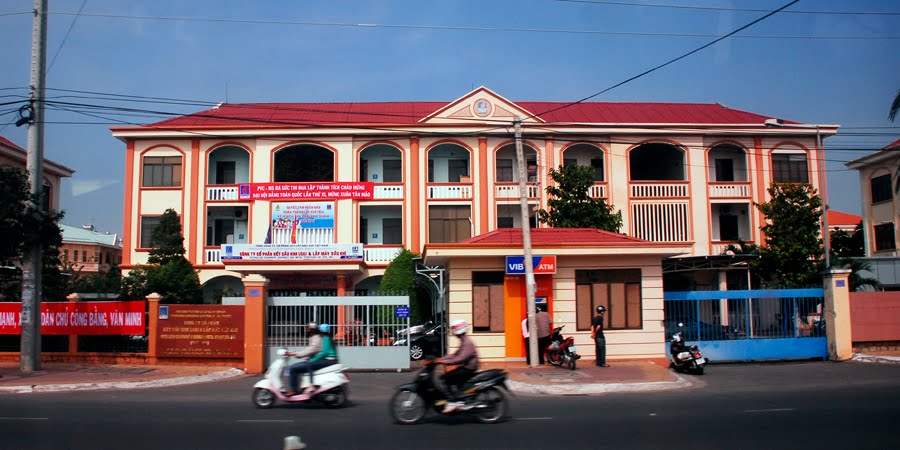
450 319 469 336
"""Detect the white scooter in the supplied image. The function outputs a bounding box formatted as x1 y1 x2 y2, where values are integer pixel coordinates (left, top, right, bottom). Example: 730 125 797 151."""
252 348 349 408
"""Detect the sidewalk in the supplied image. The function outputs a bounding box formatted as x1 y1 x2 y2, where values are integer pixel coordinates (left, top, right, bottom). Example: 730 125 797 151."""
2 353 896 395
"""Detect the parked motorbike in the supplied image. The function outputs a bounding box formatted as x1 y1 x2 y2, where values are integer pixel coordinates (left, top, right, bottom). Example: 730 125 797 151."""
252 348 350 408
545 325 581 370
390 357 510 424
669 324 708 375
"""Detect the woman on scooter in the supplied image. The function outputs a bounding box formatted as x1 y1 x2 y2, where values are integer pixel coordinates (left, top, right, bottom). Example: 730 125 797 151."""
285 322 322 396
300 323 339 395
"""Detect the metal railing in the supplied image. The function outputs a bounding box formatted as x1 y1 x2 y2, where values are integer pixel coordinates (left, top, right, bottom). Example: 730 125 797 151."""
630 182 689 198
427 184 473 199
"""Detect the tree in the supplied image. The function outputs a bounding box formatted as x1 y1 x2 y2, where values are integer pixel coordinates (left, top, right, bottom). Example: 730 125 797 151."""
121 208 201 304
0 167 67 301
537 164 623 232
755 184 824 287
830 222 864 259
379 249 423 325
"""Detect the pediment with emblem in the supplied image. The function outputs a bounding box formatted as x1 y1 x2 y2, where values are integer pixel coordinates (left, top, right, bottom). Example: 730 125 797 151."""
420 86 544 124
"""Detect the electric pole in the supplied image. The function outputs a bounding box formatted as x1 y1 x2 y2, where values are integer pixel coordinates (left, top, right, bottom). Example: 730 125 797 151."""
21 0 48 374
515 117 539 367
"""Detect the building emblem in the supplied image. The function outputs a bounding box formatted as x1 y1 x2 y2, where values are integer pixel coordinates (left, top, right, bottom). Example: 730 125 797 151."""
474 99 491 117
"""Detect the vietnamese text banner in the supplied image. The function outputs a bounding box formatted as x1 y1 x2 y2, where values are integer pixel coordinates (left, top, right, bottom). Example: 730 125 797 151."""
239 182 373 201
220 243 364 261
0 301 146 335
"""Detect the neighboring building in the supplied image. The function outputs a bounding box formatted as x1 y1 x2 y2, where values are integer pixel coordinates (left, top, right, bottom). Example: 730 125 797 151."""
828 210 862 233
846 139 900 256
0 135 74 211
59 224 122 274
110 86 837 360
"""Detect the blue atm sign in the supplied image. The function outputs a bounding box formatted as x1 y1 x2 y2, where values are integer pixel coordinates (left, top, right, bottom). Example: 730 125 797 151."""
505 255 557 275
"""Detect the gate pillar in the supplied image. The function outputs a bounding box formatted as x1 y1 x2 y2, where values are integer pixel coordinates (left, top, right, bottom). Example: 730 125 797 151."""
243 274 269 374
822 268 852 361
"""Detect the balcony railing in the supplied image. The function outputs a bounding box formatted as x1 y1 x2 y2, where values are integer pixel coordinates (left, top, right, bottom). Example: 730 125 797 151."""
427 183 473 199
205 247 221 264
373 184 404 199
711 241 750 256
364 245 403 263
494 183 540 199
708 182 751 199
589 183 607 199
207 185 240 201
629 182 689 198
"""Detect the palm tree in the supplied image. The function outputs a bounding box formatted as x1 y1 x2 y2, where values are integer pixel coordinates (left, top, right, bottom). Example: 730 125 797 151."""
890 88 900 122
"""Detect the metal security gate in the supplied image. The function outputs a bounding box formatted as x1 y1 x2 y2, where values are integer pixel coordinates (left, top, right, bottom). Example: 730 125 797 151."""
664 289 827 362
266 296 410 369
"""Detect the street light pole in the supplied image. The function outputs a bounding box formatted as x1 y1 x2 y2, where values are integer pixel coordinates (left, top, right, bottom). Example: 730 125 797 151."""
412 259 446 356
515 117 539 368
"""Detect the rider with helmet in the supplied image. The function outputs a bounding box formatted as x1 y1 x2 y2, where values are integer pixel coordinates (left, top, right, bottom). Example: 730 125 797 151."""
302 323 339 394
591 306 609 367
285 322 322 396
437 319 480 413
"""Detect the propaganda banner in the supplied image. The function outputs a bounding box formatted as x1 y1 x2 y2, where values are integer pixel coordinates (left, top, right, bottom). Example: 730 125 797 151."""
238 182 374 201
220 243 364 261
156 305 244 358
0 301 146 335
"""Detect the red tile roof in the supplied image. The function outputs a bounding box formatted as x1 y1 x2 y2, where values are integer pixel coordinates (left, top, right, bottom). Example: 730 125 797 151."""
883 138 900 150
827 210 862 227
141 101 787 129
0 136 24 151
457 228 646 247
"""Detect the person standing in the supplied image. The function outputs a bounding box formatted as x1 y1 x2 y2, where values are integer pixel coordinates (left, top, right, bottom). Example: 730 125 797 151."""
592 306 609 367
521 316 531 364
535 303 553 364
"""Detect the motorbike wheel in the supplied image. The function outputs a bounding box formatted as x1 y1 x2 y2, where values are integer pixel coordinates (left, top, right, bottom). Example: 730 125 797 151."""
252 388 276 409
567 356 577 371
473 387 507 424
546 351 562 366
410 344 425 361
693 366 705 375
390 389 427 425
322 386 347 408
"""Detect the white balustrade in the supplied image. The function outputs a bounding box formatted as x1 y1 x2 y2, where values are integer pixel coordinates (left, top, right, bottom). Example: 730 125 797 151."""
373 185 404 199
427 184 473 199
205 248 222 263
364 246 403 262
629 201 691 242
589 184 607 199
270 228 334 244
629 183 689 198
494 184 540 199
206 185 239 201
708 183 751 199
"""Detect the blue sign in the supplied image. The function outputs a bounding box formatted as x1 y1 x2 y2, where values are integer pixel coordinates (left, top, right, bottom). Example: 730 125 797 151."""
159 305 169 320
505 255 557 274
395 306 410 319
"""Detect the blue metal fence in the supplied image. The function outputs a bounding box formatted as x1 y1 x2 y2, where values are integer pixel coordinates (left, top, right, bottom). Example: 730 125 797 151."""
664 289 827 362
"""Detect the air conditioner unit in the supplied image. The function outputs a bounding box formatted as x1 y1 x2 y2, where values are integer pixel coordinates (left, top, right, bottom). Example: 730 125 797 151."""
235 209 244 218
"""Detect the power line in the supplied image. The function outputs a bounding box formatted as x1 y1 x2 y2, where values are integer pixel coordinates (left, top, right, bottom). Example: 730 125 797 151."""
529 0 801 120
47 0 87 73
555 0 900 16
45 11 900 40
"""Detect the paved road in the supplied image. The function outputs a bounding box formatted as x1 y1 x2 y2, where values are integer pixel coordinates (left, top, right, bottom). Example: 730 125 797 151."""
1 361 897 450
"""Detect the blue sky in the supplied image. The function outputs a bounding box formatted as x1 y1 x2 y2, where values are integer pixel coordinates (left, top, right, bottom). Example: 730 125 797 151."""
0 0 898 234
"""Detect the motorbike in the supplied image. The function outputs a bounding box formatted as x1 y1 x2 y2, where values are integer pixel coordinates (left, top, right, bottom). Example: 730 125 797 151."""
545 325 581 370
669 324 708 375
390 357 510 424
252 348 350 408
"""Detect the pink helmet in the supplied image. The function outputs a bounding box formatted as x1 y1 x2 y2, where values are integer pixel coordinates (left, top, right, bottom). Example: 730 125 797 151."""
451 319 469 336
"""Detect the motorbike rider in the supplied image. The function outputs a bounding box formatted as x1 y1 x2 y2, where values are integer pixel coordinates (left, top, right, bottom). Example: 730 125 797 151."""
436 319 480 413
285 322 322 396
301 324 339 394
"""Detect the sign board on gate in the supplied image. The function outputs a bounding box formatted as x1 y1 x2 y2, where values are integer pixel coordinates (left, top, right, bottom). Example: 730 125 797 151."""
395 306 410 319
505 255 557 274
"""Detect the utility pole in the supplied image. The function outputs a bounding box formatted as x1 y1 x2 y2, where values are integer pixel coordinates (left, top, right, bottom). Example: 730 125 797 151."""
21 0 48 374
515 117 539 367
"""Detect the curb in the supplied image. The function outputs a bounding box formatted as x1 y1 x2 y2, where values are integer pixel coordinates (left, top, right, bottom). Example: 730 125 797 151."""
851 354 900 364
506 373 694 396
0 368 246 394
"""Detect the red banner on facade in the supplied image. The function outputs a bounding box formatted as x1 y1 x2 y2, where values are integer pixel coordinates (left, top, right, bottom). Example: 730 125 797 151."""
238 182 374 201
0 301 146 335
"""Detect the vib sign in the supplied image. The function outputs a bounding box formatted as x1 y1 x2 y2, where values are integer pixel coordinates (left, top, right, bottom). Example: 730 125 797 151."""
505 255 557 275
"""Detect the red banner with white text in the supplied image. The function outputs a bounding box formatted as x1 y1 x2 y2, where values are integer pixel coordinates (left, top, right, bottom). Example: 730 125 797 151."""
238 182 374 201
0 301 146 335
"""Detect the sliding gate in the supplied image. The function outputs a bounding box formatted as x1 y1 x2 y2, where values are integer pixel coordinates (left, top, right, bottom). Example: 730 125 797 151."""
266 295 410 369
664 289 827 362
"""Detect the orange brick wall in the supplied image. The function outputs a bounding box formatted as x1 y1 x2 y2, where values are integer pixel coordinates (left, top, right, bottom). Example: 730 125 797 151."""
850 291 900 342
